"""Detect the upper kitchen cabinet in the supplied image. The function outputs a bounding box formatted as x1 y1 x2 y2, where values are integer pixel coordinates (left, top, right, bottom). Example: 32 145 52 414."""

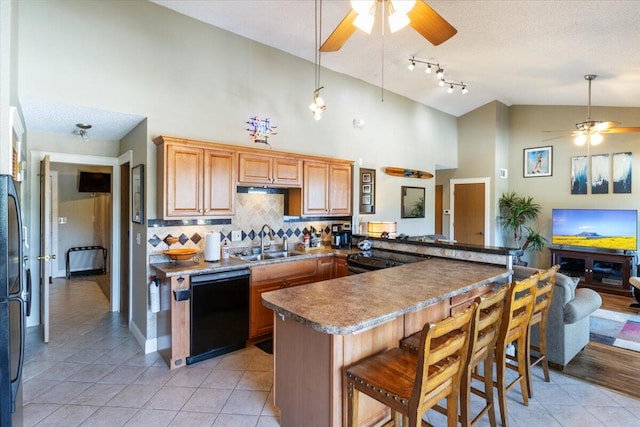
290 160 352 216
155 136 236 219
238 153 302 187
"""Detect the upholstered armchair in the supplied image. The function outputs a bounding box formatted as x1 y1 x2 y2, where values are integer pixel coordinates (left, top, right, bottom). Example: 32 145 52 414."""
513 266 602 368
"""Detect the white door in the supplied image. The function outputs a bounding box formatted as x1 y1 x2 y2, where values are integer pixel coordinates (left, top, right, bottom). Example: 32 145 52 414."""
39 155 52 342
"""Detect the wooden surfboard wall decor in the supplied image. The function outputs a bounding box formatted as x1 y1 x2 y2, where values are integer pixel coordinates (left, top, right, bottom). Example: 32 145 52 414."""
384 167 434 179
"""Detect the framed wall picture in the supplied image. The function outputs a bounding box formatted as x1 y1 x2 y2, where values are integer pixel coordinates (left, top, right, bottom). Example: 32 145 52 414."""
613 152 632 194
359 168 375 214
571 156 588 195
523 146 552 177
591 154 610 194
401 186 425 218
132 164 145 224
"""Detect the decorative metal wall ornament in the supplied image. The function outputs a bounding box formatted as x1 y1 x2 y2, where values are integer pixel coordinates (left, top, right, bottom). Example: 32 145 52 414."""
245 117 278 146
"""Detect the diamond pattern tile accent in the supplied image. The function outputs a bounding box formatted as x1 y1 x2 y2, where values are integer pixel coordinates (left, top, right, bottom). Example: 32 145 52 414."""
149 235 162 247
178 234 189 245
191 233 202 244
276 229 284 238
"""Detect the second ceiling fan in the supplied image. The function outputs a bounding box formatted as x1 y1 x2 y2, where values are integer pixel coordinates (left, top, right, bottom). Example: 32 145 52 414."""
546 74 640 146
320 0 457 52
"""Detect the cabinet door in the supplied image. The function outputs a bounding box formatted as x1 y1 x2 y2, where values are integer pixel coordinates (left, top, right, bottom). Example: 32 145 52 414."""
273 158 302 187
166 145 203 217
328 163 352 215
250 281 283 338
238 153 273 185
334 257 349 278
304 161 330 215
203 149 235 216
316 257 334 282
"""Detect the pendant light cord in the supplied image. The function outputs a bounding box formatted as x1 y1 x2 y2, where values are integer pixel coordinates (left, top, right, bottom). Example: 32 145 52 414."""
314 0 323 90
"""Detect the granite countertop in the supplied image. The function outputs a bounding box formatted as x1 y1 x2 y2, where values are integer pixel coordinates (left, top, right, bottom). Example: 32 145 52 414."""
261 258 511 335
151 246 357 278
353 234 521 255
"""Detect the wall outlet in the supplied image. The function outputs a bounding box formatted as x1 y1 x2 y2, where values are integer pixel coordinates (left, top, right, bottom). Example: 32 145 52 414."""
231 230 242 242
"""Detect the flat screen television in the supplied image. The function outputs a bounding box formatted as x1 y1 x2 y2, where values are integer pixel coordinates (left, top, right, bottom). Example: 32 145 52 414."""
551 209 637 251
78 171 111 193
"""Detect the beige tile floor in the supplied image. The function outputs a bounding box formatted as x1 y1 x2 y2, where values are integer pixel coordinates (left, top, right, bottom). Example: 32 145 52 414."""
22 277 640 426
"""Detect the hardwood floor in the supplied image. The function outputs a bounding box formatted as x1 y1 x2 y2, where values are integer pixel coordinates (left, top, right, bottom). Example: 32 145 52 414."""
560 291 640 400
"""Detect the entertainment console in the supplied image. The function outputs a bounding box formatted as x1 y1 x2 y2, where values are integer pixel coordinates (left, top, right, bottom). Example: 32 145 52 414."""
550 247 634 296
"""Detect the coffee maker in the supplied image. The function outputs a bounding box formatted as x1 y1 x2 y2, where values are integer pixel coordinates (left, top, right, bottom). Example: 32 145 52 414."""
340 223 352 249
331 224 342 249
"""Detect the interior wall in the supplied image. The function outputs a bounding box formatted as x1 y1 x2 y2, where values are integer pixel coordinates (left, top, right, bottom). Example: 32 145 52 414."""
508 105 640 267
0 0 21 174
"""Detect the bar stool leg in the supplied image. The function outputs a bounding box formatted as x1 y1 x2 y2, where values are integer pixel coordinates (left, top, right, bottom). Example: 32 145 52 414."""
496 345 509 427
484 357 497 427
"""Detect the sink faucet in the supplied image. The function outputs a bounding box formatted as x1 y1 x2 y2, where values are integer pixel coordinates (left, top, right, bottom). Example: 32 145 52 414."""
260 224 274 255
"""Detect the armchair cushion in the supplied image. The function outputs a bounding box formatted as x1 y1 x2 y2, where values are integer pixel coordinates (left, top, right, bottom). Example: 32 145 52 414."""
564 288 602 324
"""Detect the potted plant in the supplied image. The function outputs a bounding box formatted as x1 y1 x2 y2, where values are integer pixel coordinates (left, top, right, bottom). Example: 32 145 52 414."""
498 192 547 265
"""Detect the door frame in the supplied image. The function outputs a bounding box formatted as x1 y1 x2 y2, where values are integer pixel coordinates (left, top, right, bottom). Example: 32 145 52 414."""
449 177 491 246
28 150 133 328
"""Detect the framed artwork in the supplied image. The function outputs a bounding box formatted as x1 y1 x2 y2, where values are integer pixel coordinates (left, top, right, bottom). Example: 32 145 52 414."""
132 164 145 224
523 146 552 177
591 154 609 194
571 156 588 195
401 186 425 218
613 152 632 194
359 168 375 214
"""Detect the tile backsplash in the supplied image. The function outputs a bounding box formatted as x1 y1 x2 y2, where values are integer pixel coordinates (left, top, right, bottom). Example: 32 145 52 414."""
148 193 349 259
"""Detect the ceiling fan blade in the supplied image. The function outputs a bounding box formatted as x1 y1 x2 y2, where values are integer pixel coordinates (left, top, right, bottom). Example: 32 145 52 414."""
408 1 457 46
603 127 640 134
320 9 358 52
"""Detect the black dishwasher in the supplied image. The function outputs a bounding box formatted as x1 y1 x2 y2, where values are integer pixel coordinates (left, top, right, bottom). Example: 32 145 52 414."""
187 268 251 365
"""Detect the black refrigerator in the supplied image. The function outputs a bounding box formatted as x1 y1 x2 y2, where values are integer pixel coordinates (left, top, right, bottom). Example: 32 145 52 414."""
0 174 27 426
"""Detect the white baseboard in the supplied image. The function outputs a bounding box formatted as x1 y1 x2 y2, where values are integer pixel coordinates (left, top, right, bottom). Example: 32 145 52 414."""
129 318 157 354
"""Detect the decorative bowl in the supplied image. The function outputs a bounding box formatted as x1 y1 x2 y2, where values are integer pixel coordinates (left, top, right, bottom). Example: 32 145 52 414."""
163 248 200 261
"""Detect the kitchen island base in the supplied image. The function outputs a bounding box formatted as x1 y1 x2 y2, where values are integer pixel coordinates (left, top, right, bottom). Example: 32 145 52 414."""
273 301 450 427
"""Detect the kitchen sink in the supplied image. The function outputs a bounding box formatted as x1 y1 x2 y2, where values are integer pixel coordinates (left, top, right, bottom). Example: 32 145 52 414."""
238 251 305 262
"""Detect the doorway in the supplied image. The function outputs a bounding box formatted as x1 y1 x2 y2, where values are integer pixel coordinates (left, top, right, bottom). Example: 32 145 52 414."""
450 178 490 245
28 150 131 333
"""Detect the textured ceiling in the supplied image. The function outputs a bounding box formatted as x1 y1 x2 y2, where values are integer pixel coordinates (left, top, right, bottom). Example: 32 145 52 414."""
21 99 145 142
21 1 640 140
153 0 640 117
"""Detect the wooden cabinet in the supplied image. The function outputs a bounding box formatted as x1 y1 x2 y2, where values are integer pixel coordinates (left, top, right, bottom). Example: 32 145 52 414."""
250 259 318 338
334 256 349 278
550 247 634 295
156 274 191 370
317 257 334 281
156 137 235 219
449 284 493 315
290 160 352 216
238 153 302 187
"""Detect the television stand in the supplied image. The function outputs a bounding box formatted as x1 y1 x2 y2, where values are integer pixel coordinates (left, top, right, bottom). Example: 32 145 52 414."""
550 247 634 296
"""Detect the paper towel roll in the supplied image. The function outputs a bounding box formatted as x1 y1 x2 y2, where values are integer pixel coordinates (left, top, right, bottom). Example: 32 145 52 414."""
204 232 221 262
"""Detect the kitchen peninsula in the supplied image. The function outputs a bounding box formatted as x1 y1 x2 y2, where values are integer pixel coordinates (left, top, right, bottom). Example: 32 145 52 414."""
262 257 511 427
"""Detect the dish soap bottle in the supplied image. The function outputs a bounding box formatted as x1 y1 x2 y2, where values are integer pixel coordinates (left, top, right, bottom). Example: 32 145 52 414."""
221 239 230 259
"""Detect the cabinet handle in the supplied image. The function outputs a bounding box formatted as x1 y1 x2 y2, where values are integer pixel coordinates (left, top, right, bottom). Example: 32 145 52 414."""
199 209 204 214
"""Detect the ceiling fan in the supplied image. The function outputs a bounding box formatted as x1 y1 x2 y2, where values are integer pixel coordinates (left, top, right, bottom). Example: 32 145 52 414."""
320 0 457 52
545 74 640 146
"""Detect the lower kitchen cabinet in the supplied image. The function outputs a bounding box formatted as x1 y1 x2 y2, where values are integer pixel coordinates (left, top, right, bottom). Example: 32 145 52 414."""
334 256 349 278
250 259 318 339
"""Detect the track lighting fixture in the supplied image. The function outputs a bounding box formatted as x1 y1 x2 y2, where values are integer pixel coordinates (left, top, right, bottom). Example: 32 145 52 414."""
74 123 92 141
407 56 469 94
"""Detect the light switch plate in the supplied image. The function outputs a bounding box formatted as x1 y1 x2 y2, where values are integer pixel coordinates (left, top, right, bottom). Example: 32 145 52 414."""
231 230 242 242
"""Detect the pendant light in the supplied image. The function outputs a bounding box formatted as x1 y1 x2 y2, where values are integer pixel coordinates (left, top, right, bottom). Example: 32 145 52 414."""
309 0 326 120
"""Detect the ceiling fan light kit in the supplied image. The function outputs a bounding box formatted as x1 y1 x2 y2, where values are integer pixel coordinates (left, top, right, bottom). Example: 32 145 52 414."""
320 0 456 52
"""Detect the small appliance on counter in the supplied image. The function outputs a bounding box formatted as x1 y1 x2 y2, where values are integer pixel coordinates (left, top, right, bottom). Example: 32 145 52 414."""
204 232 221 262
331 223 342 249
340 223 352 249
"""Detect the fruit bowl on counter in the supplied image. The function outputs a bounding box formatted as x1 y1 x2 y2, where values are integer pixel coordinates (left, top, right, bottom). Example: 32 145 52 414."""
163 248 200 261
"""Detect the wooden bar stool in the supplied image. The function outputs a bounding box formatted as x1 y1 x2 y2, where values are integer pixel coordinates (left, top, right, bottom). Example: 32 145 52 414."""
526 265 559 398
401 284 509 427
345 305 476 427
495 274 539 427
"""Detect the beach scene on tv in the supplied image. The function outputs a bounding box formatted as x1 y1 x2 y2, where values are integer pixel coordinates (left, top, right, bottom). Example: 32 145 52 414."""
552 209 638 251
